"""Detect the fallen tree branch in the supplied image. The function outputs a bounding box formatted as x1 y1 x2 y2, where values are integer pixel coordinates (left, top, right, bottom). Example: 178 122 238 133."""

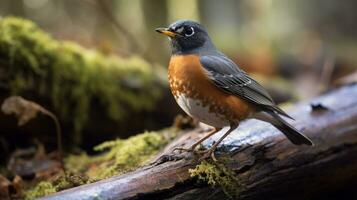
42 84 357 200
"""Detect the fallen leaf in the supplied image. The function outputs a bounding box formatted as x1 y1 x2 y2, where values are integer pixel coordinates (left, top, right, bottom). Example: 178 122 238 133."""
1 96 41 126
0 174 11 200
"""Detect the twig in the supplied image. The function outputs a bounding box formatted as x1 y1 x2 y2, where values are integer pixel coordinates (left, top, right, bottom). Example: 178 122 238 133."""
39 108 66 174
319 56 335 91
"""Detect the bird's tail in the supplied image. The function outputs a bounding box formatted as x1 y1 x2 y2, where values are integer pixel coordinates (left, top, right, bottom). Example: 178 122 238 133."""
254 111 313 146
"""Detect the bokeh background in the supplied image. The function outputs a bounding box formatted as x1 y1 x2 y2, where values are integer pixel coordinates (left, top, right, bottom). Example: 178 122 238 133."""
2 0 356 94
1 0 357 198
1 0 356 164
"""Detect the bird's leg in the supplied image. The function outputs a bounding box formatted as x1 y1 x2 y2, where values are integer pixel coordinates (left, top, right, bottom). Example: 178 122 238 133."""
173 127 221 153
200 124 238 162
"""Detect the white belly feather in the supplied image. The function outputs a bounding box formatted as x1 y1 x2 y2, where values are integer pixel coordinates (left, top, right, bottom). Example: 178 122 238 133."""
175 93 229 128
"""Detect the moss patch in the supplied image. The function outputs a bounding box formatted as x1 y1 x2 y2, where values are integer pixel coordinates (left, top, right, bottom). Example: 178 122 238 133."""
66 129 172 180
25 181 56 200
189 160 241 198
24 173 90 200
25 129 173 199
53 172 90 191
0 17 164 143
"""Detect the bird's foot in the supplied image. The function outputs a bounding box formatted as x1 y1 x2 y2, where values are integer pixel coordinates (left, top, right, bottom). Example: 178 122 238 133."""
172 146 195 153
198 149 218 162
172 146 208 156
172 146 218 162
152 153 185 166
172 142 203 153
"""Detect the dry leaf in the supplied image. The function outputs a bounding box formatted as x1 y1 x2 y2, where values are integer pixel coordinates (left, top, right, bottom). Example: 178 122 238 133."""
1 96 42 126
0 174 11 200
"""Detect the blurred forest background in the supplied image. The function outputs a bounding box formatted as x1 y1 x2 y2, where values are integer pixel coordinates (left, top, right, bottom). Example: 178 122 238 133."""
2 0 357 79
0 0 357 198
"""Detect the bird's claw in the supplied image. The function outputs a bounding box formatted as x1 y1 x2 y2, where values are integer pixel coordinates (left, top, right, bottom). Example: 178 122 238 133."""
172 146 219 162
172 147 194 153
198 150 217 162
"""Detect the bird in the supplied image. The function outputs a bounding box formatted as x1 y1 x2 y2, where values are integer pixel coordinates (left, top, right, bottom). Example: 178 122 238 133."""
155 20 313 161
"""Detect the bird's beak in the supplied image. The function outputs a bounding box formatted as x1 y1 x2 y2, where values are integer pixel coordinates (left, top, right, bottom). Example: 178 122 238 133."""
155 27 182 38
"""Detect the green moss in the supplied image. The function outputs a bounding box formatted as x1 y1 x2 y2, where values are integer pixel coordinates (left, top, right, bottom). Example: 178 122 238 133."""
64 152 94 174
25 129 172 198
53 172 90 191
189 160 241 198
0 17 164 143
24 173 90 199
25 181 56 200
66 130 171 180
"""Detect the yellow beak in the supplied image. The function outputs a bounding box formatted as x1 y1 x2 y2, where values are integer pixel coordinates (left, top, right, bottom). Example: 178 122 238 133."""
155 28 181 37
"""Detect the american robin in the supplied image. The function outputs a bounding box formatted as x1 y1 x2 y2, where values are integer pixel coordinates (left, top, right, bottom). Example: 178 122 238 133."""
156 20 313 161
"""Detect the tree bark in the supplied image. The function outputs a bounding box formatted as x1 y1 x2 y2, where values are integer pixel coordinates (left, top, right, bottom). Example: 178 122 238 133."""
42 84 357 200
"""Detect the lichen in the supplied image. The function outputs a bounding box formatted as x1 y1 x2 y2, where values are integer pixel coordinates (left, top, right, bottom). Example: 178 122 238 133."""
0 17 165 143
25 181 56 200
189 160 241 198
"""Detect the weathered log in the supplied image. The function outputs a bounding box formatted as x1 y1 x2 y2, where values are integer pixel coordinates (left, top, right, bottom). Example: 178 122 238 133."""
42 84 357 200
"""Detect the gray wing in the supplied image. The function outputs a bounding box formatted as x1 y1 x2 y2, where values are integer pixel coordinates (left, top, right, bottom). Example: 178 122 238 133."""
200 54 292 119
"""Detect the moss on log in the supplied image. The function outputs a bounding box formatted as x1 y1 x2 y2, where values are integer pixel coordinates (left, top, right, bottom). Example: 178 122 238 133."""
0 17 167 144
24 128 177 199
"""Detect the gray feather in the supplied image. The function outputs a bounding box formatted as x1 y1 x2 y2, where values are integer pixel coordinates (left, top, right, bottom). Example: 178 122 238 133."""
252 111 313 145
200 54 293 119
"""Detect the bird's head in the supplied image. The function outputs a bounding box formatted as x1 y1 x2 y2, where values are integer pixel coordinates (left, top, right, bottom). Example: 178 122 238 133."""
156 20 215 55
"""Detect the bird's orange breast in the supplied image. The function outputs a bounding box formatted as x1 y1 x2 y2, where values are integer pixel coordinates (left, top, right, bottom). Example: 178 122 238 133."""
168 55 255 124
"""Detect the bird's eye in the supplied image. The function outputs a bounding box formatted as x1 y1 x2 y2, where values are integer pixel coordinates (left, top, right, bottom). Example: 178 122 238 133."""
184 27 194 37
